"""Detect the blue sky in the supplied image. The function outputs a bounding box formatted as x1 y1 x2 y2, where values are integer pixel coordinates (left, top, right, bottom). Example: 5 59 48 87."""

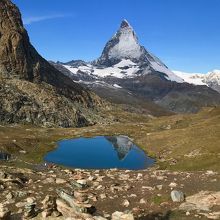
13 0 220 73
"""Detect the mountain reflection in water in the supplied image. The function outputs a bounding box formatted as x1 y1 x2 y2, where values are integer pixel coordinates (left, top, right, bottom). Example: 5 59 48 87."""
44 135 155 170
105 136 133 160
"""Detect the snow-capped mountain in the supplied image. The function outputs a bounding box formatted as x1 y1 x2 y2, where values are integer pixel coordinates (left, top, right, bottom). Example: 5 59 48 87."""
52 20 220 114
174 70 220 93
61 19 183 83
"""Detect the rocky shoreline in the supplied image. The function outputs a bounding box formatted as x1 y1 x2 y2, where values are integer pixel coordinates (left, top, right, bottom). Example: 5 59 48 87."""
0 165 220 220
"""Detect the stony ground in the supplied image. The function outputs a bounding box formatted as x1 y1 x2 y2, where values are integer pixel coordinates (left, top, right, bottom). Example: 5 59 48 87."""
0 165 220 220
0 107 220 219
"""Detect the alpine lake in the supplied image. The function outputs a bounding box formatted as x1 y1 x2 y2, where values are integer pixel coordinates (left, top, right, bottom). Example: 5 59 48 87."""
44 135 155 170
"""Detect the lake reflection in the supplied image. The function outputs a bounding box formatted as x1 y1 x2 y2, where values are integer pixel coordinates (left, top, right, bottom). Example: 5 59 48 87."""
44 135 155 170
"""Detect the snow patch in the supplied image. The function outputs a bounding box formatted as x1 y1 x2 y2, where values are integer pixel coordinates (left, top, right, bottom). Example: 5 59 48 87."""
113 84 122 88
150 62 184 83
173 70 220 86
108 24 142 60
173 70 206 85
63 59 140 79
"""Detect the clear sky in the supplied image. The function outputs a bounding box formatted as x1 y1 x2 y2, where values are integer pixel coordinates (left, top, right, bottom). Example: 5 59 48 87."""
13 0 220 73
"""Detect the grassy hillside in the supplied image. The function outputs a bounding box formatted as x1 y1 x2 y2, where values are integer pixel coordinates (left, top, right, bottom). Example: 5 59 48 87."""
0 107 219 171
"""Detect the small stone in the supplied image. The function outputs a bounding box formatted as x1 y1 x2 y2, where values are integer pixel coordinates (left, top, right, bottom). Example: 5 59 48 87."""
0 203 11 219
16 202 27 208
139 199 146 204
0 172 7 179
55 178 67 184
88 176 96 181
129 194 137 198
6 192 13 200
93 181 100 187
96 185 103 190
169 182 177 188
17 191 29 198
156 185 163 190
100 194 107 199
142 186 155 191
77 179 87 185
137 173 143 179
122 199 130 207
73 191 88 202
93 216 108 220
52 210 61 217
171 190 185 202
112 211 134 220
206 170 215 175
23 203 37 219
43 177 55 184
104 213 111 218
26 197 35 204
42 195 59 218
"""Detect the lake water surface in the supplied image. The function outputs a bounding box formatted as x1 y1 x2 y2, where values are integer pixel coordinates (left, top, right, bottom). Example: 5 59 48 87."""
44 136 155 170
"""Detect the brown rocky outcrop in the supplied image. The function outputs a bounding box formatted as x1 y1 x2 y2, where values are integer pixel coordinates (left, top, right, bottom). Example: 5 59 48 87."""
0 0 104 127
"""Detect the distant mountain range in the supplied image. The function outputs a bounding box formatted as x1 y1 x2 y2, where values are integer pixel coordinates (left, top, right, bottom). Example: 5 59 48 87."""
53 20 220 113
174 70 220 93
1 0 220 129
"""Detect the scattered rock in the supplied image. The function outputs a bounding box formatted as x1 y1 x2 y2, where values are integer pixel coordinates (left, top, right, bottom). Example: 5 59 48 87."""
41 195 61 218
112 211 134 220
74 191 88 203
206 170 216 175
179 191 220 212
0 172 7 179
6 192 13 200
43 177 55 184
55 178 67 184
23 203 37 219
171 190 185 202
156 185 163 190
94 216 108 220
26 197 36 204
122 199 130 207
77 179 87 185
200 211 220 220
0 203 11 220
100 194 107 199
169 182 177 188
139 199 146 204
186 211 190 216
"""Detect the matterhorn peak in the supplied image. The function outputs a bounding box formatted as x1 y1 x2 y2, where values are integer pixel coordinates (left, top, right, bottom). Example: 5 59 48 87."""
120 19 132 28
96 19 142 66
94 19 183 82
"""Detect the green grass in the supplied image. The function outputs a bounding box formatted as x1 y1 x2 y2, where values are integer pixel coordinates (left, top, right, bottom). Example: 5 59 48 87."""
152 194 170 205
0 107 220 171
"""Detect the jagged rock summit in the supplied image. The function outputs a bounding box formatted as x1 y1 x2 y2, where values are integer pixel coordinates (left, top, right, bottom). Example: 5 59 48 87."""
97 19 144 66
61 19 183 82
0 0 89 95
95 19 183 82
55 19 220 114
0 0 104 127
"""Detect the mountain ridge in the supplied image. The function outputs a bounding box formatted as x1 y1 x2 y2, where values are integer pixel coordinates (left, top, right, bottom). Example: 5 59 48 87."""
174 70 220 93
55 19 220 113
0 0 106 127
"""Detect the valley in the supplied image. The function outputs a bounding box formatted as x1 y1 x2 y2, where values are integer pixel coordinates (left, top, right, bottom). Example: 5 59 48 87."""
0 0 220 219
0 107 220 219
